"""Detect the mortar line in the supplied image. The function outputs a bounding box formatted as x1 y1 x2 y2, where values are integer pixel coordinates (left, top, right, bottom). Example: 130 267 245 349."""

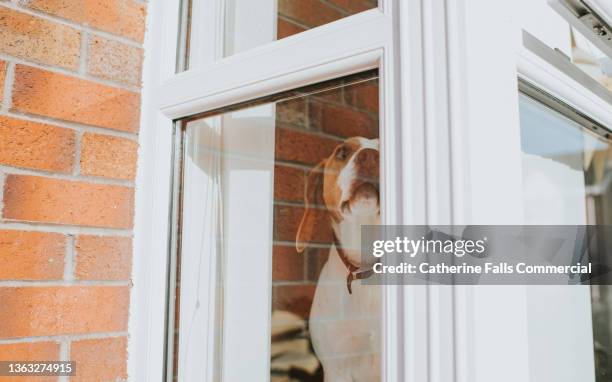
0 222 133 236
72 131 83 176
1 61 15 113
79 31 89 75
0 165 135 187
317 0 352 16
63 235 76 281
273 240 332 249
0 331 128 345
0 280 130 287
0 172 5 218
58 340 70 382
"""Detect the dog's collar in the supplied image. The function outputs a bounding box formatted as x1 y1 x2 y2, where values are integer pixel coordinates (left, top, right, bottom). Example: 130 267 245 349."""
332 233 375 295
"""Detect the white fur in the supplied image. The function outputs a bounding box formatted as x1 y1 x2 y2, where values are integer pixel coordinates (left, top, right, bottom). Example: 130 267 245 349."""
337 138 380 205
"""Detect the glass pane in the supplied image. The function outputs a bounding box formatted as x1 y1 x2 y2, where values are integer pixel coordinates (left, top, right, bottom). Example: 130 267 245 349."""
519 92 612 381
170 71 381 381
224 0 378 57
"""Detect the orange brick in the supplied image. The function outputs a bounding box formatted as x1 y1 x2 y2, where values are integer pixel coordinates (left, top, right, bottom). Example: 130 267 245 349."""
344 80 379 114
274 164 305 202
274 204 333 244
0 342 59 382
276 98 308 127
305 247 329 281
12 65 140 133
0 231 65 280
327 0 377 14
0 116 75 173
2 175 134 229
87 35 143 86
273 245 305 281
312 85 344 104
278 0 344 29
272 284 316 319
75 235 131 280
71 337 127 382
310 101 377 139
275 127 339 166
277 17 306 39
0 342 59 361
0 7 80 70
23 0 146 42
0 60 6 102
0 286 129 338
80 133 138 180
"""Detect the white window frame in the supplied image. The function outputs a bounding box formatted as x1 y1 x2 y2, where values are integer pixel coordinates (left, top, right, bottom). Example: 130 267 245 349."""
448 1 612 382
129 0 612 381
131 1 433 381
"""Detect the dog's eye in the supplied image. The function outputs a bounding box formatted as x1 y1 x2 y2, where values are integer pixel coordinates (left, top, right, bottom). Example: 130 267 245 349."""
335 146 348 161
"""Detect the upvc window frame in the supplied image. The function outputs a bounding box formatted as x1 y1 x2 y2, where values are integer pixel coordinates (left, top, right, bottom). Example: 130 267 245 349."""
129 0 612 381
130 1 435 381
448 2 612 382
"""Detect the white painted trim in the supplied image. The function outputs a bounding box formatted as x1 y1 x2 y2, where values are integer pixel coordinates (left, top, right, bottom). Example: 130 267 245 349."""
129 0 496 380
586 0 612 25
128 0 180 381
392 0 430 377
158 9 389 119
518 47 612 129
444 1 531 382
380 0 428 380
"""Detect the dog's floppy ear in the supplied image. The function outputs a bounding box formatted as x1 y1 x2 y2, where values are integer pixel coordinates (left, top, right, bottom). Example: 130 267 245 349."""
296 162 328 253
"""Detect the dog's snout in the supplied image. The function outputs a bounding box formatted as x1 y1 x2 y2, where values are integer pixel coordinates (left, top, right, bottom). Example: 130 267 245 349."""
355 148 379 179
356 148 377 166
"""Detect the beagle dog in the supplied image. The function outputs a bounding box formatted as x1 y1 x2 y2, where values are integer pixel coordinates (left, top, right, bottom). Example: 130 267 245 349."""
296 137 381 382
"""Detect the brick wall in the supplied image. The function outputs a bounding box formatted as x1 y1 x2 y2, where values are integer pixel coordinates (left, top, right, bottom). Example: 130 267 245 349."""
0 1 146 381
278 0 378 39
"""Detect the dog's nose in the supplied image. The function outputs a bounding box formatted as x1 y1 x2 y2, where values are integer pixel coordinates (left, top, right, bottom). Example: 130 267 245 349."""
356 148 378 166
355 148 379 178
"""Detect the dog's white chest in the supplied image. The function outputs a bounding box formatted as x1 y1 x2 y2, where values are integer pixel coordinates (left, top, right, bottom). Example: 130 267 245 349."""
308 247 381 382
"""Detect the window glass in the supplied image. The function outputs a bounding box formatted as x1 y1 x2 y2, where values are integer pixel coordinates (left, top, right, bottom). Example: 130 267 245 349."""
170 71 381 381
177 1 378 70
519 91 612 381
224 0 378 57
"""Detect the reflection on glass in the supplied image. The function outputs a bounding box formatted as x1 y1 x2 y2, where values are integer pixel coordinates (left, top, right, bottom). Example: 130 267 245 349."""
225 0 378 56
571 28 612 91
176 0 193 72
171 72 381 381
519 92 612 381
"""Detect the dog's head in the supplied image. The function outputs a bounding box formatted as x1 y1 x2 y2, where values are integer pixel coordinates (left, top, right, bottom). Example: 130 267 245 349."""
295 137 380 254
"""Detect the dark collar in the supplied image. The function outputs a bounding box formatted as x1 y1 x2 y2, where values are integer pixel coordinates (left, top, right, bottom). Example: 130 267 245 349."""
332 232 375 294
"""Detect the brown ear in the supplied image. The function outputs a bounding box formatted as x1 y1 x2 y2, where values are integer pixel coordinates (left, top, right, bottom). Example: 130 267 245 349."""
296 162 328 253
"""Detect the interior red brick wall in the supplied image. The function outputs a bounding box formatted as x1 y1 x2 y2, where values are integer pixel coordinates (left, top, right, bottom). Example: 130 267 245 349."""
271 77 379 320
278 0 378 39
0 1 146 381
